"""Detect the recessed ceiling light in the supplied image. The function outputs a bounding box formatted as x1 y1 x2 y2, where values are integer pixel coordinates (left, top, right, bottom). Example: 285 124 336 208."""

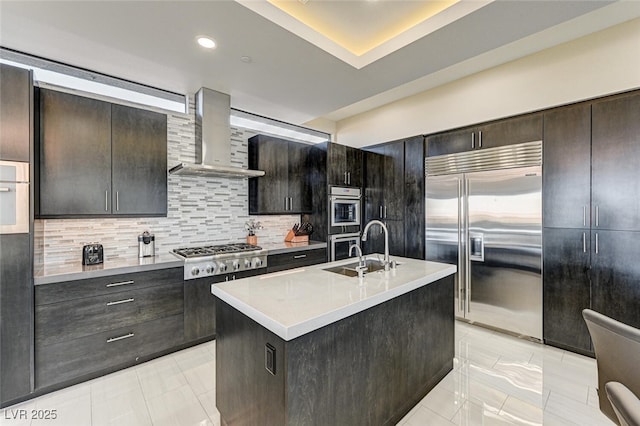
240 56 252 63
196 36 216 49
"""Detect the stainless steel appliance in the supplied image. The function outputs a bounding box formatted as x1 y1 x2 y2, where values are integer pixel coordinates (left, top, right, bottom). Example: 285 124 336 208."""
329 232 361 261
172 243 268 280
0 160 29 234
82 243 104 265
425 141 542 340
330 186 361 227
138 231 155 258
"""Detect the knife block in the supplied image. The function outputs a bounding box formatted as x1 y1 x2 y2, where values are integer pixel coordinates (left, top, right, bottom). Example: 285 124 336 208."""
284 230 309 243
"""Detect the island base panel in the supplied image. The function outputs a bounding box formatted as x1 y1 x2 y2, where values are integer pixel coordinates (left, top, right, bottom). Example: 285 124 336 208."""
216 275 454 426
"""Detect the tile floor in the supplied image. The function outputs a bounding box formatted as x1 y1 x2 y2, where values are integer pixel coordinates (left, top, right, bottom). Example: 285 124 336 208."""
1 321 614 426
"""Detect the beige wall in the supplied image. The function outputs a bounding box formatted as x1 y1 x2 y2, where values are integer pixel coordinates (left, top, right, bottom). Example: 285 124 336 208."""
336 18 640 148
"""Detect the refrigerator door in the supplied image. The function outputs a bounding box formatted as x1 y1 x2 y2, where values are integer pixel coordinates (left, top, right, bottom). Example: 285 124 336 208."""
466 166 542 339
426 174 464 318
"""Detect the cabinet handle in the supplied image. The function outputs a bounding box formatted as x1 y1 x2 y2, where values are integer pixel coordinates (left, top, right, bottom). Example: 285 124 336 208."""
107 333 134 343
471 133 475 149
284 197 288 211
0 187 10 192
347 172 351 185
289 197 293 210
344 171 348 184
105 191 109 211
379 205 383 219
583 206 587 227
595 205 599 227
583 232 586 253
106 298 135 306
106 280 135 288
595 233 599 254
384 205 387 219
479 131 482 148
116 191 119 211
293 254 307 259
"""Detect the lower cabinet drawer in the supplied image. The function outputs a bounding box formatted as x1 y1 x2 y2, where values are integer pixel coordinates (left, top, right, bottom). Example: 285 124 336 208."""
266 248 327 273
36 281 183 346
36 314 184 389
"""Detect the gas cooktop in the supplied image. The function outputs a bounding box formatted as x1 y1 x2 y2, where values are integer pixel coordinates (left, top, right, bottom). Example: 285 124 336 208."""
172 243 262 259
172 243 268 280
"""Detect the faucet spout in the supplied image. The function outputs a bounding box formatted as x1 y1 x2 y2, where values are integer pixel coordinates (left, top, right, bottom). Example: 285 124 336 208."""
361 220 390 271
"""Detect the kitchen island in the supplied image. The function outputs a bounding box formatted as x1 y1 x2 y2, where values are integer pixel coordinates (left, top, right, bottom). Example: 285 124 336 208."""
212 255 456 426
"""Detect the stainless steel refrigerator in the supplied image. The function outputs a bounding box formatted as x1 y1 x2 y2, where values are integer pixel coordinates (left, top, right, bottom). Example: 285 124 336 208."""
425 141 542 340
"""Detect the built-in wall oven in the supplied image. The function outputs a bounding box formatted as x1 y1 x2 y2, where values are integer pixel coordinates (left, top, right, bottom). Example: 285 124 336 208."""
329 232 360 262
330 186 361 227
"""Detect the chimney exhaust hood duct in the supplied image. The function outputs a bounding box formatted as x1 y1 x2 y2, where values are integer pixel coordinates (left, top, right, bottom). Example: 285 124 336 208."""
168 88 265 178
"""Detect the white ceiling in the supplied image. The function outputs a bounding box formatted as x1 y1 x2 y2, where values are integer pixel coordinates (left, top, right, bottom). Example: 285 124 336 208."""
1 1 638 127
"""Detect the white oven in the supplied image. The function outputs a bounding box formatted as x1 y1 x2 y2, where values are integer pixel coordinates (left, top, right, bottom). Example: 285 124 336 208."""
330 186 361 227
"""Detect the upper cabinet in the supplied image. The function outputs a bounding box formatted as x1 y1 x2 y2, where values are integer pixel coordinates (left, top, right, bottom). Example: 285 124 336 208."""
426 113 543 157
111 104 167 216
327 143 362 187
542 103 592 229
591 93 640 232
0 64 32 162
37 89 167 218
248 134 311 214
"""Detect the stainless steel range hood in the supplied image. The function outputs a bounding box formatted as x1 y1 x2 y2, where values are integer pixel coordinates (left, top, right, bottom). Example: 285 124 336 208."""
168 88 265 178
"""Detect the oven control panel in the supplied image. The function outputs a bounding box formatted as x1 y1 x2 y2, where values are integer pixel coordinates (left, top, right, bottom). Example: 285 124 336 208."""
184 254 268 280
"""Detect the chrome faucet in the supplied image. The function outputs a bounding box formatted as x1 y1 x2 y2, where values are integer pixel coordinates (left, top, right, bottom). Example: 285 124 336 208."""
349 243 365 268
349 243 367 279
361 220 391 271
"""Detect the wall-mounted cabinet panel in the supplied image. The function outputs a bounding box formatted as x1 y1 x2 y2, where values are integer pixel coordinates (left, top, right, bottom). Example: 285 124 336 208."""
404 137 425 259
0 64 31 162
591 229 640 330
426 113 542 157
542 228 592 353
37 89 167 218
327 143 363 187
38 89 112 216
248 135 311 214
591 93 640 232
111 104 167 216
542 104 591 229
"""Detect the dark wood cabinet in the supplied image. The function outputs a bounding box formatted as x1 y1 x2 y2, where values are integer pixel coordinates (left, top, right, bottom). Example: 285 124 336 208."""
362 136 425 259
35 268 184 390
479 113 543 149
426 127 473 157
38 89 112 216
266 247 327 273
327 142 363 187
592 92 640 232
542 228 592 354
404 136 425 259
591 230 640 330
37 89 167 218
426 113 542 157
0 64 31 162
248 135 311 214
111 104 167 216
184 269 268 342
543 104 592 229
0 235 33 405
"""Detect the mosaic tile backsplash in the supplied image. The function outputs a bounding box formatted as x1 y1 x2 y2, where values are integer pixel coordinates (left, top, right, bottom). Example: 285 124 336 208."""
35 97 301 266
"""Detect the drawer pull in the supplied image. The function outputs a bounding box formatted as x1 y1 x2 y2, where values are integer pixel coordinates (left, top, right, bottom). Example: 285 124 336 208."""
293 254 307 259
106 333 134 343
106 298 135 306
106 280 135 288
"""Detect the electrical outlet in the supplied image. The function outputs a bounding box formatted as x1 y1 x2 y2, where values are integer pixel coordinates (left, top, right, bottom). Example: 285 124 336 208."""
265 343 276 375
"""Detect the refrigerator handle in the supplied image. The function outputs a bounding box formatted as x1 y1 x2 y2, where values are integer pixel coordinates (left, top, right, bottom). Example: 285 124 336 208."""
457 178 464 312
464 178 471 313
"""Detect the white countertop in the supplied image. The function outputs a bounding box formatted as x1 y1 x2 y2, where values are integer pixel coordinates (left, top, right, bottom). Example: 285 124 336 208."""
211 255 456 341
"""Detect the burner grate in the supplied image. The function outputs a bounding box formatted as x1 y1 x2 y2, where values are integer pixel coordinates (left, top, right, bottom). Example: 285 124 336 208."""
173 243 262 258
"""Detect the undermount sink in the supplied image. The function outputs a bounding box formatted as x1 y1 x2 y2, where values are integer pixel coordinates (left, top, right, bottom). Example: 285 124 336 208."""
323 259 389 277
